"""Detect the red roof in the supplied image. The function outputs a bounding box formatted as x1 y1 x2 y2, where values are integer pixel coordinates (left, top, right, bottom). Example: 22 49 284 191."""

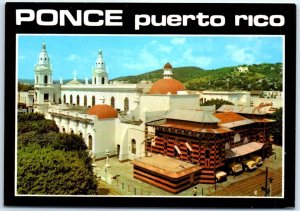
87 104 118 119
213 112 247 124
149 78 186 94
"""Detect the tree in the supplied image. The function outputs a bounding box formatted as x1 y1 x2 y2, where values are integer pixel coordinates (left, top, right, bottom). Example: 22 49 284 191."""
17 113 98 195
269 107 283 146
200 99 234 110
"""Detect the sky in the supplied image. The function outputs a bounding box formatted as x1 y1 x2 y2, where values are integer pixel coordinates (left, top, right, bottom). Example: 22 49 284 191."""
17 35 283 80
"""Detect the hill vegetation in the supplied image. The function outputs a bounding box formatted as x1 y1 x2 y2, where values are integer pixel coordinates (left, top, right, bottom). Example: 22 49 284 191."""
112 63 283 91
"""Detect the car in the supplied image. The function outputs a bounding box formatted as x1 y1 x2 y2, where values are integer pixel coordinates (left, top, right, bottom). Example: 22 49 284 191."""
215 170 227 182
251 155 263 166
227 162 243 175
242 159 257 172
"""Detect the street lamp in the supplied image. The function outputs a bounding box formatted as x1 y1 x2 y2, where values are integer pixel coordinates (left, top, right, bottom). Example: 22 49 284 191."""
261 167 273 196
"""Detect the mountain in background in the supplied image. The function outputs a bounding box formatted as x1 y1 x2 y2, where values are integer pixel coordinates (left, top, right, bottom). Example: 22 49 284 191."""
112 63 283 91
19 63 283 91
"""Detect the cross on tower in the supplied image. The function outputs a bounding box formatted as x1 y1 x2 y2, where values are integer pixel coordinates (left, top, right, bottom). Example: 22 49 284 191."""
72 70 77 80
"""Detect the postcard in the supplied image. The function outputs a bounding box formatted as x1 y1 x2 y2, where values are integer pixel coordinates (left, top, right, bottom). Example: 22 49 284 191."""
5 2 296 208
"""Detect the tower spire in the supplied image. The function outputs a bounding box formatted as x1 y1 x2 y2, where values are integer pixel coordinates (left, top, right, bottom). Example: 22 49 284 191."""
163 62 173 79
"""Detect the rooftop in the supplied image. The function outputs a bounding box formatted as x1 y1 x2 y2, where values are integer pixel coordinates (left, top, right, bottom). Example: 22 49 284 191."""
132 154 201 179
217 105 268 115
165 109 220 123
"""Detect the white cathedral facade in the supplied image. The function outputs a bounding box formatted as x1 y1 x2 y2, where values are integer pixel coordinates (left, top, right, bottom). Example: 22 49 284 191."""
33 43 200 161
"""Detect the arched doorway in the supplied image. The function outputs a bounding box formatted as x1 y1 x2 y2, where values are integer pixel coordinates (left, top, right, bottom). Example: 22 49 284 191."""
92 96 95 106
70 95 73 105
63 95 66 104
76 95 80 106
84 95 87 107
111 96 115 108
102 77 105 84
124 97 129 111
62 127 66 133
88 135 93 150
71 130 74 134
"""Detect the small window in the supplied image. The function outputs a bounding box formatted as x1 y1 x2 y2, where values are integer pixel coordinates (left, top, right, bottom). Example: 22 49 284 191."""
44 93 49 102
44 75 48 84
205 150 210 158
88 135 93 150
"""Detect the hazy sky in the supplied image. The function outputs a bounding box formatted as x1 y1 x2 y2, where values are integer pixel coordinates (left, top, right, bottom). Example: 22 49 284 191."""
17 35 283 80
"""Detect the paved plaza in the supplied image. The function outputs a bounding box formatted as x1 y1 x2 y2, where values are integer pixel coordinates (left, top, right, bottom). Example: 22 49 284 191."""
94 145 283 197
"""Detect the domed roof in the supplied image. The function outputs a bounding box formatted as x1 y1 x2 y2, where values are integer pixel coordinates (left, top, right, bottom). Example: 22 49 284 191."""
149 78 186 94
164 62 172 69
87 104 118 119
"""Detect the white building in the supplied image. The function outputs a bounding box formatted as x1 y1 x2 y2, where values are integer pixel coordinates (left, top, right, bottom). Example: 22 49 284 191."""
236 66 249 73
33 43 198 161
200 90 251 106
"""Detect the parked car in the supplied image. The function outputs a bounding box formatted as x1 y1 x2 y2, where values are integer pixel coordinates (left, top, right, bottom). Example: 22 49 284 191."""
215 170 227 182
227 162 243 175
251 155 263 166
242 159 257 172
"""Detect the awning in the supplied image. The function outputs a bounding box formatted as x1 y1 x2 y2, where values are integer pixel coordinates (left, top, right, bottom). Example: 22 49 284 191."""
225 142 264 159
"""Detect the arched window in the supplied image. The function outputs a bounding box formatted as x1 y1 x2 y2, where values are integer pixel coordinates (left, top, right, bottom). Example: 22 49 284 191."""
62 127 66 133
70 95 73 105
44 75 48 84
94 77 96 84
233 133 241 143
79 132 83 138
84 95 87 107
102 77 105 84
63 95 66 104
111 96 115 108
131 139 136 154
244 137 249 144
71 130 74 134
36 76 38 84
92 96 95 106
76 95 80 106
124 97 129 111
88 135 93 150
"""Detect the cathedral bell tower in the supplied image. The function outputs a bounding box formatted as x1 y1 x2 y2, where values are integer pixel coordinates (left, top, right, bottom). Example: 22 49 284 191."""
92 50 108 85
34 43 54 111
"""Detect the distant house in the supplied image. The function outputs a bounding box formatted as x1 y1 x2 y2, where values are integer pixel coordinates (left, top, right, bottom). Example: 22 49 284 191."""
236 66 249 73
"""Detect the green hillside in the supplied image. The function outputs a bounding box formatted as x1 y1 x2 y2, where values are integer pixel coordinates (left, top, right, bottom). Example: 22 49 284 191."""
112 63 283 91
113 66 205 83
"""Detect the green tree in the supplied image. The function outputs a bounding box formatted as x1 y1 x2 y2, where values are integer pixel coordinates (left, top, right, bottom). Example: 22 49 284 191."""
17 113 98 195
270 107 283 146
200 99 234 110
